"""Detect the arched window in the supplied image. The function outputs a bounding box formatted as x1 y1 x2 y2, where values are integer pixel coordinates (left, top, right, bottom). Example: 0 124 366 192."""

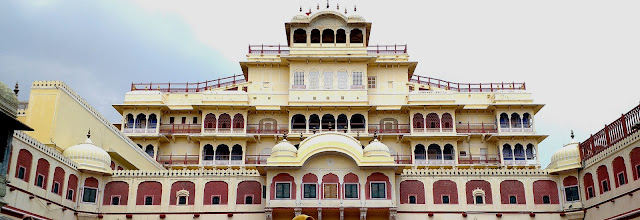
350 114 366 131
426 113 440 131
413 113 424 129
503 144 513 160
310 29 321 43
322 29 334 43
350 29 363 43
499 113 509 128
441 113 453 131
215 145 230 161
511 113 522 128
380 118 398 132
526 144 535 160
145 145 154 158
233 114 244 131
203 144 214 161
309 114 320 130
514 144 525 160
291 114 306 131
293 29 307 43
125 114 134 128
148 114 158 129
218 114 231 131
336 29 346 43
427 144 442 160
414 144 426 160
15 149 32 182
204 113 216 129
523 113 531 128
321 114 335 130
231 145 243 161
597 165 611 194
135 114 147 129
337 114 348 131
443 144 454 160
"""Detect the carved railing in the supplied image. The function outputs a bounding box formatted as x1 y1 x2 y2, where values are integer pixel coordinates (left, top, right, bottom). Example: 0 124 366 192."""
410 75 526 92
131 74 246 93
580 104 640 160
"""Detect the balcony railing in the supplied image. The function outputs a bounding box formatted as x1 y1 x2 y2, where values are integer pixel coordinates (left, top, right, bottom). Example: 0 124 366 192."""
458 154 501 165
367 45 407 55
156 155 199 166
414 154 456 165
410 75 526 92
412 127 455 133
247 124 288 134
123 123 158 134
456 123 498 134
368 124 410 134
248 44 408 56
393 154 412 164
501 127 534 133
131 74 246 93
245 155 269 165
248 45 290 55
159 124 201 134
202 127 245 134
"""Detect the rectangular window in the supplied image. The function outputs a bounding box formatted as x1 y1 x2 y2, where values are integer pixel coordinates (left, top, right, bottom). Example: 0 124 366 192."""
212 196 220 205
509 195 517 204
178 196 187 205
145 196 153 205
636 165 640 179
543 195 550 204
370 182 386 199
353 72 363 86
245 195 253 204
82 187 97 203
303 184 317 199
36 175 44 188
67 189 74 200
408 195 416 204
618 173 626 185
276 183 291 199
337 72 348 89
294 72 305 86
344 184 358 199
169 117 175 124
323 72 333 89
587 187 594 198
565 186 579 201
367 76 376 89
309 72 319 89
442 195 450 204
602 180 609 192
323 183 338 199
53 182 60 194
193 117 198 124
17 167 25 180
475 196 484 204
181 117 186 124
111 196 120 205
263 185 266 199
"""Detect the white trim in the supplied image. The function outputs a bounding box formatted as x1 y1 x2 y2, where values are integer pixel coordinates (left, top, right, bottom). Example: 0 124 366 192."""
369 181 387 199
36 174 45 188
601 179 610 192
441 194 450 204
66 189 75 201
563 185 580 202
343 183 359 199
302 183 318 199
587 186 595 199
52 181 61 194
508 194 518 204
542 195 551 204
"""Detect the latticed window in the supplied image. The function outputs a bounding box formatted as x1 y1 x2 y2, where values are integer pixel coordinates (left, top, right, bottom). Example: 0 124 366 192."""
426 113 440 129
371 182 385 199
82 187 97 203
323 72 333 89
353 72 363 86
367 76 376 89
565 186 579 201
309 72 319 89
204 114 216 129
337 72 348 89
345 184 358 198
294 72 305 86
276 183 291 199
323 184 338 199
303 184 316 199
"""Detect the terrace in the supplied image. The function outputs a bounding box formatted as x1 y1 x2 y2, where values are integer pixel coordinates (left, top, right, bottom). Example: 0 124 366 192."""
580 104 640 160
410 75 526 93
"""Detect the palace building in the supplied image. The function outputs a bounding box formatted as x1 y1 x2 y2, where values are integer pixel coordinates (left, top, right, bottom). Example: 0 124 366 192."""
2 4 640 220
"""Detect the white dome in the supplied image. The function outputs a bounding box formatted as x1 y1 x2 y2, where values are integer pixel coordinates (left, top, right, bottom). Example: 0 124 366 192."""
363 139 390 157
271 139 297 158
546 138 581 174
63 137 112 174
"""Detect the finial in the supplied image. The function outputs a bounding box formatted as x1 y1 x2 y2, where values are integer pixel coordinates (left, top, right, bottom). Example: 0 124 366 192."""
300 132 304 141
300 5 302 12
87 129 91 139
327 0 329 9
317 3 320 10
283 131 288 140
344 7 347 14
337 3 339 10
373 130 378 140
14 82 19 96
571 130 574 139
354 5 357 12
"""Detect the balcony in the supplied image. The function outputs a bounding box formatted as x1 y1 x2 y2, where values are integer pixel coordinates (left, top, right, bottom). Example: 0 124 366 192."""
414 154 456 165
410 75 526 93
412 127 455 133
246 124 288 135
159 124 201 134
202 127 245 134
503 154 537 166
393 154 412 164
456 123 498 134
245 155 269 165
501 127 534 133
248 44 408 56
123 123 157 134
131 74 246 93
156 155 199 166
458 154 501 165
201 155 243 166
368 124 410 134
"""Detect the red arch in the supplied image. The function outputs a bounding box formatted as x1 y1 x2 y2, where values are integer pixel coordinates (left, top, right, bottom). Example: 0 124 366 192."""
631 147 640 180
433 180 457 204
103 181 129 205
35 158 50 189
466 180 492 204
612 156 628 187
413 113 424 129
500 180 526 204
237 180 261 204
400 180 425 204
583 172 595 200
533 180 559 204
84 177 98 188
52 167 65 195
426 113 440 129
563 176 578 186
344 173 359 183
597 165 611 194
303 173 318 183
270 173 296 200
67 174 78 202
365 172 391 200
15 149 32 182
136 181 162 205
204 181 228 205
170 181 195 205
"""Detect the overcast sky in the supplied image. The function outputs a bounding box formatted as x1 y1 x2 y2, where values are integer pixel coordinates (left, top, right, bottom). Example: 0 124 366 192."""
2 0 639 166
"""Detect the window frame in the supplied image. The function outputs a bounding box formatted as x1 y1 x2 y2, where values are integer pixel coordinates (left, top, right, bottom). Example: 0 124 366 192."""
302 183 317 199
144 196 154 205
408 194 417 204
370 181 387 199
344 183 359 199
323 71 334 89
564 185 580 202
475 195 484 204
177 195 188 205
244 195 254 204
509 195 517 204
601 179 610 192
337 71 348 89
275 182 292 199
442 195 450 204
323 183 339 199
36 174 45 188
293 72 305 86
542 195 551 204
211 195 221 205
17 166 26 181
66 189 75 201
636 165 640 180
81 187 98 204
52 181 60 194
352 72 363 86
617 172 626 186
367 76 377 89
587 187 595 199
111 195 121 205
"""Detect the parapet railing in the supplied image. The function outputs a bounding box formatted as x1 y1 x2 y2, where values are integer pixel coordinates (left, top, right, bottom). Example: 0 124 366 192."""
247 44 408 55
13 131 79 170
130 74 246 93
579 104 640 161
112 168 260 177
401 167 549 177
410 75 526 92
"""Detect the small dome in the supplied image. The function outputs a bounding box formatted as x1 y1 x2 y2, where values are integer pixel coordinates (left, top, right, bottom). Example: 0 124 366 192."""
363 139 390 157
271 139 297 158
347 15 365 22
63 136 112 174
0 81 18 118
292 15 310 22
546 137 581 174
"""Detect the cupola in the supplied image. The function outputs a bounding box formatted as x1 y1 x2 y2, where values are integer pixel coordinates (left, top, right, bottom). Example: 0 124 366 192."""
63 131 112 174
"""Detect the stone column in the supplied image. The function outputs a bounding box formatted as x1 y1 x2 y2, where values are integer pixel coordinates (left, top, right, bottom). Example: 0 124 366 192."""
265 208 273 220
339 208 345 220
294 208 302 216
360 208 367 220
389 208 397 220
317 208 322 220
